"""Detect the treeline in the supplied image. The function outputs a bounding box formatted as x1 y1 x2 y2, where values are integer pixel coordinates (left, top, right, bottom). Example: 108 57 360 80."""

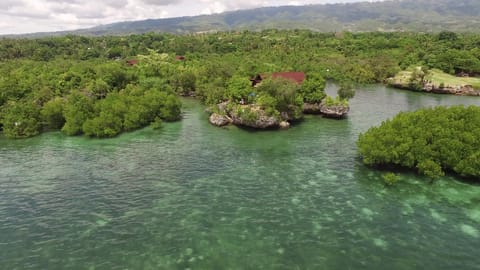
357 106 480 180
2 31 480 78
1 30 480 137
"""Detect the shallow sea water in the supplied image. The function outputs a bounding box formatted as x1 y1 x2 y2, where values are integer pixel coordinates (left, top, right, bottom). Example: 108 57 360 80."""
0 84 479 269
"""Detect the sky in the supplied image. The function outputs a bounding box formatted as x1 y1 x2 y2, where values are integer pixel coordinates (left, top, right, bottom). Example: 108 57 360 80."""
0 0 382 35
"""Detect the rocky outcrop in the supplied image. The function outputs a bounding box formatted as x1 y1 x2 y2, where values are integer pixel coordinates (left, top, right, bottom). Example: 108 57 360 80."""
217 101 231 114
388 78 480 96
207 101 300 129
207 102 283 129
320 101 350 119
209 113 232 127
279 121 290 129
424 83 480 96
304 101 349 118
303 102 322 114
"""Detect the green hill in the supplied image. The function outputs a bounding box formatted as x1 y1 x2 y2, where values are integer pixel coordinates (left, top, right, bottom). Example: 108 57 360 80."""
9 0 480 37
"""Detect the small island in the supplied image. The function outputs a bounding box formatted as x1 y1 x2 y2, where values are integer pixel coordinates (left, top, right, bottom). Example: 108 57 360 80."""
207 72 350 129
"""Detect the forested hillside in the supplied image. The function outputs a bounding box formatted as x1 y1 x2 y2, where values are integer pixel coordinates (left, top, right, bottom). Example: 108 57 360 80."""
10 0 480 37
1 30 480 138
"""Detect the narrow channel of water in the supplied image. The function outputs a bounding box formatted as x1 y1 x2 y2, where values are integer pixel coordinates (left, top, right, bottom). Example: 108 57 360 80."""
0 84 479 269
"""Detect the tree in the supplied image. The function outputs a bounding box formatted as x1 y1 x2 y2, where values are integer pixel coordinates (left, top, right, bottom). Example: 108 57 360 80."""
301 73 326 103
255 78 303 120
62 93 94 136
41 97 65 130
226 75 252 103
438 31 458 42
337 82 355 100
172 70 197 95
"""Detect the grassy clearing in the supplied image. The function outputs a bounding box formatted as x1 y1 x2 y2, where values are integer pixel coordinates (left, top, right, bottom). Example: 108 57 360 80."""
389 70 413 85
426 69 480 89
390 68 480 89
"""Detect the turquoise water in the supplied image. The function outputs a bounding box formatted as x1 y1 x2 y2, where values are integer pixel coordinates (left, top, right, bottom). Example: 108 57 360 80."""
1 84 479 269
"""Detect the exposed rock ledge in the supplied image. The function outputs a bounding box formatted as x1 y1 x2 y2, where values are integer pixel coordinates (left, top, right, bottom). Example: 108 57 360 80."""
209 113 232 127
303 102 350 118
424 83 480 96
388 81 480 96
320 103 350 119
303 102 322 114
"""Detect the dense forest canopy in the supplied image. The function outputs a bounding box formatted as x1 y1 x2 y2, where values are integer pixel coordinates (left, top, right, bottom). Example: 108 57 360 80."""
1 30 480 138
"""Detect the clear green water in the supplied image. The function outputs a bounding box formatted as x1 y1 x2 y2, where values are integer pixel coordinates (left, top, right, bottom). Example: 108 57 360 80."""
1 84 479 269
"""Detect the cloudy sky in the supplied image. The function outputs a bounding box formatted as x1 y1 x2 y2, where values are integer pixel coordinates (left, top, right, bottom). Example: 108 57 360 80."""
0 0 381 35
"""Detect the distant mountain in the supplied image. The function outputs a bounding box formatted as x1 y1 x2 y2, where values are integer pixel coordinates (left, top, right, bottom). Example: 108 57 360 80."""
12 0 480 37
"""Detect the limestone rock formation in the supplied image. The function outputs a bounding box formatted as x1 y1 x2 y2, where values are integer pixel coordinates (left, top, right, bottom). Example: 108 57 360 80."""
303 102 322 114
279 121 290 129
320 101 350 119
209 113 232 127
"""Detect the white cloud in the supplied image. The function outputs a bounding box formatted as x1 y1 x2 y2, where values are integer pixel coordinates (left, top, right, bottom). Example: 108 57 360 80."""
0 0 383 35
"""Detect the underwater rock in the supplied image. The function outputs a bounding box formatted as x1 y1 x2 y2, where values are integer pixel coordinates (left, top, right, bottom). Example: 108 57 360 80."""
460 224 479 238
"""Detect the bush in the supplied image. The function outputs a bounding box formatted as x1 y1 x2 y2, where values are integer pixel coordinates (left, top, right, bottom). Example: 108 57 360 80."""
324 96 348 107
150 117 163 130
383 173 399 186
417 159 444 180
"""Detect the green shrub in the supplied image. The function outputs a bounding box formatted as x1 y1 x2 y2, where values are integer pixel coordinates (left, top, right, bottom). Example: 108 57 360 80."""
150 117 163 130
324 96 348 107
417 160 445 180
383 173 399 186
237 107 258 124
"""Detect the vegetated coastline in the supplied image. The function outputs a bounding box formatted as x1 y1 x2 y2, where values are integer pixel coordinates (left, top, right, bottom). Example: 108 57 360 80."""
1 30 480 138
